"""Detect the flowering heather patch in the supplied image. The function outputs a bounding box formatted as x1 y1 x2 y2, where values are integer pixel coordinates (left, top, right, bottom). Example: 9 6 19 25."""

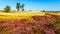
0 15 60 34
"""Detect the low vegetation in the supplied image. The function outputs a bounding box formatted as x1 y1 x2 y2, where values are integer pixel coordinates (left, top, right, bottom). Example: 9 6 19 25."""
0 14 60 34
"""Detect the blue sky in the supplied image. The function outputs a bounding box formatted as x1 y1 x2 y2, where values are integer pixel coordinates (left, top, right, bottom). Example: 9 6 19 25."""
0 0 60 11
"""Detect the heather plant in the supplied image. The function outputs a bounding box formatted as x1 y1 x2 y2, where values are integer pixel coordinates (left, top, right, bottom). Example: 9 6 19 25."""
0 15 60 34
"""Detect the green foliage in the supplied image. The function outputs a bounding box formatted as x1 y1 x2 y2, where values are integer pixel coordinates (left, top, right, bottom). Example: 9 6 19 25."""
50 18 60 32
1 27 8 34
21 4 24 8
50 19 56 24
16 3 24 11
54 18 60 30
56 18 60 24
21 4 24 11
4 5 11 12
50 18 60 25
16 3 20 11
33 29 44 34
41 10 45 12
54 24 60 29
22 8 24 11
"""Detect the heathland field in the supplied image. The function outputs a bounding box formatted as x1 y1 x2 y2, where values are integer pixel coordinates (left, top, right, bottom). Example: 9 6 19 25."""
0 12 60 34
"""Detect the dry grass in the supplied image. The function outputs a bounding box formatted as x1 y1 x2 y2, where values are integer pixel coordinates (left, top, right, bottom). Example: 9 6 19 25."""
0 12 60 19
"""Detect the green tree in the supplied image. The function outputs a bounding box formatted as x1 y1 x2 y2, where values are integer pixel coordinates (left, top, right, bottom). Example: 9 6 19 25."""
42 10 45 12
4 5 11 12
16 3 20 11
21 4 24 11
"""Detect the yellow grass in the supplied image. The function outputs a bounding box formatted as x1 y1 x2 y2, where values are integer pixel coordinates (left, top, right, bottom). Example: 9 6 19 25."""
0 12 45 16
0 12 60 20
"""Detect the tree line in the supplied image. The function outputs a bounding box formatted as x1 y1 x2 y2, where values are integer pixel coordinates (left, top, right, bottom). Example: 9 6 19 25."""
4 3 24 12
